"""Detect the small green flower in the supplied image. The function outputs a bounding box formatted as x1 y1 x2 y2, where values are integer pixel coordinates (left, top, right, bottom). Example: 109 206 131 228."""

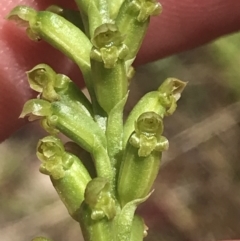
84 177 116 220
123 78 186 148
90 24 129 113
116 0 162 60
118 112 168 206
37 136 92 219
130 112 169 157
37 136 72 179
134 0 162 22
91 23 128 68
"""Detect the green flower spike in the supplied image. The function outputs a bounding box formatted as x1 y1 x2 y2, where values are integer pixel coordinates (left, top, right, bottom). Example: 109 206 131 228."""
84 177 116 220
123 78 186 148
91 24 128 113
116 0 162 60
37 136 91 220
118 112 168 206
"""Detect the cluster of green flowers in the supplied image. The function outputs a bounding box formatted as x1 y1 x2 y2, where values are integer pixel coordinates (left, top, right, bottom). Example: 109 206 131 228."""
7 1 186 241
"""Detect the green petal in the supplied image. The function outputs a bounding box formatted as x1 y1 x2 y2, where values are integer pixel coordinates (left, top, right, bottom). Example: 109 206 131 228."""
19 99 51 121
92 24 125 49
6 5 37 26
158 78 187 101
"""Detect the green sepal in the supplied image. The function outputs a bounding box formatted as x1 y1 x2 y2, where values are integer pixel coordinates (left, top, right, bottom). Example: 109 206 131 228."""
157 77 187 115
113 192 152 241
46 5 85 31
84 177 117 220
79 202 113 241
19 99 51 121
116 0 162 60
123 78 186 148
7 6 92 79
118 113 168 206
6 5 37 27
32 237 53 241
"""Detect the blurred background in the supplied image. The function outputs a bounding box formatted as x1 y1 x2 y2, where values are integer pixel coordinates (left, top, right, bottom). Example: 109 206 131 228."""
1 32 240 241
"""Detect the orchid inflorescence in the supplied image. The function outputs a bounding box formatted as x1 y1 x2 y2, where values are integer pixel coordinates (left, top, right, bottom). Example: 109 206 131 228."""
7 1 186 241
